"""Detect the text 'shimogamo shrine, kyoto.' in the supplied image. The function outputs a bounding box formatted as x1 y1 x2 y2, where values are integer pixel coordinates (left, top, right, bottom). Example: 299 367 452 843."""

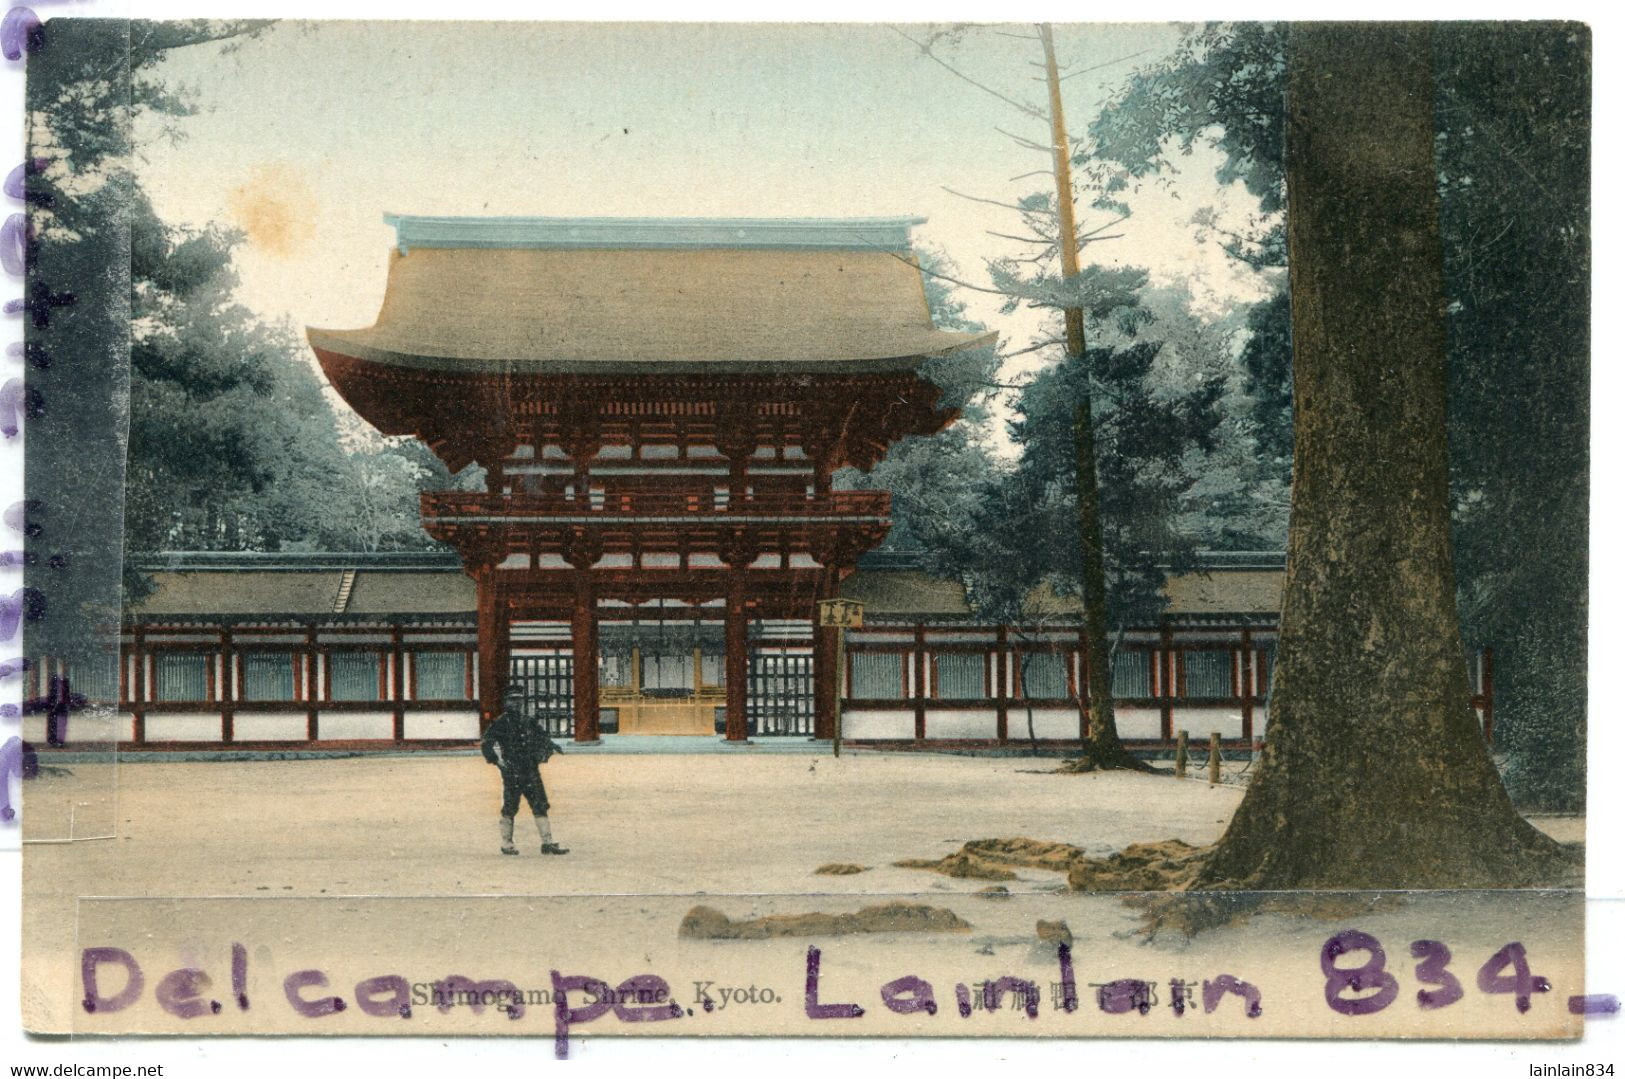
309 214 992 742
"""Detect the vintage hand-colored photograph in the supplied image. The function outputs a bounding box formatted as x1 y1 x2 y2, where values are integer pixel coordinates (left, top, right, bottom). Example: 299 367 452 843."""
15 13 1594 1054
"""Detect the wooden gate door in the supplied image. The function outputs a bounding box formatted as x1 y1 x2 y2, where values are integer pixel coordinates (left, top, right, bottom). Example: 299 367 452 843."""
509 654 574 736
748 650 814 736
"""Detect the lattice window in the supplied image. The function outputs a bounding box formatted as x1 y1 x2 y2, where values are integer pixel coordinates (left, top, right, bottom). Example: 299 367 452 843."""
935 653 985 700
68 652 121 704
329 653 382 701
852 652 904 698
242 653 296 701
414 652 466 699
1183 650 1234 699
641 651 692 692
155 653 209 702
1020 651 1068 699
1112 650 1152 699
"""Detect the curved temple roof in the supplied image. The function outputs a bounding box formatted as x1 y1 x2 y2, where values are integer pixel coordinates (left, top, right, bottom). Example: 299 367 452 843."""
306 214 996 375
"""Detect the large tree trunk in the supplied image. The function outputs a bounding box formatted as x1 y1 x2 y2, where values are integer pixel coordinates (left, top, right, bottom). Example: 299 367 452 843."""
1072 399 1139 767
1197 24 1570 890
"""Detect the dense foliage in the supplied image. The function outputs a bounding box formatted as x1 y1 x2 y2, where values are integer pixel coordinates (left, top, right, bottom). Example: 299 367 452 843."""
1088 22 1589 808
26 21 474 622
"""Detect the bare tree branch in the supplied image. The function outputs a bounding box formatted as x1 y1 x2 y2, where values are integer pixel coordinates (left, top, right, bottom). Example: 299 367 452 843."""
1058 47 1153 81
889 26 1049 121
1080 213 1130 239
988 229 1054 246
995 125 1054 153
1003 337 1066 359
883 249 1009 297
941 186 1029 213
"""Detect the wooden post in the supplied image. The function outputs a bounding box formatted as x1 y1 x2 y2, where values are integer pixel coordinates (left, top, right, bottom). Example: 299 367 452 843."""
571 572 600 742
131 624 147 745
475 569 503 730
1175 729 1188 778
913 623 928 741
391 624 406 742
812 601 838 740
724 571 749 742
1239 626 1254 744
833 624 846 758
304 625 319 742
1159 625 1175 743
1481 646 1495 745
815 597 864 755
1208 731 1221 786
994 625 1009 744
221 627 235 744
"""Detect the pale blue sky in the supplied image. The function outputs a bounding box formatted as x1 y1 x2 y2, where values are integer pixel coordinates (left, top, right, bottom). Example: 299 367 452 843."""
131 20 1277 458
136 21 1273 330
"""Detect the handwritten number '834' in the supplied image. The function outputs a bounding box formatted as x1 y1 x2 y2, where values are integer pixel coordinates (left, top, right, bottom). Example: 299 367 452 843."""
1322 931 1550 1016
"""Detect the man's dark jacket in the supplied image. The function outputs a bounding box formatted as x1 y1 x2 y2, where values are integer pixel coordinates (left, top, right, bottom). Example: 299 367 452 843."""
480 709 560 776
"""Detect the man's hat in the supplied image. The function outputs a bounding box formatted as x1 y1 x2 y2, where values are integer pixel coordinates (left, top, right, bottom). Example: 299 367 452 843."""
502 687 526 703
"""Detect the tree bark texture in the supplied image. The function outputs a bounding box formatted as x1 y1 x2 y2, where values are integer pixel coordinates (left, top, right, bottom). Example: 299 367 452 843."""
1198 24 1569 890
1073 400 1125 757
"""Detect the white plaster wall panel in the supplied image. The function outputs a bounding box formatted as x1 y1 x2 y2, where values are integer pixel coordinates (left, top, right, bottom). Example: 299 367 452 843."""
146 713 225 742
1008 707 1082 740
1169 708 1245 740
1114 706 1163 740
922 709 998 739
404 711 481 740
842 709 915 740
316 712 394 739
232 713 309 741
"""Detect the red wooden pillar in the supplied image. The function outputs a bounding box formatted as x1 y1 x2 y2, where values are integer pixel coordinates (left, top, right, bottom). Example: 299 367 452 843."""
475 569 506 730
1076 626 1089 740
571 572 600 742
131 625 147 745
913 623 927 741
391 624 406 742
304 625 319 741
812 568 838 740
724 570 750 741
994 625 1009 744
221 627 235 744
1159 624 1174 743
1239 626 1254 744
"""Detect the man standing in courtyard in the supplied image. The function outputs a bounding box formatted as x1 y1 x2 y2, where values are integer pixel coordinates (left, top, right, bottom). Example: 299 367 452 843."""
481 686 568 856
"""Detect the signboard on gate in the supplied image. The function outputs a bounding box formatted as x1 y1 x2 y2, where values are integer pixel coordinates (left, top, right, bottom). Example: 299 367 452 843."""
816 598 864 628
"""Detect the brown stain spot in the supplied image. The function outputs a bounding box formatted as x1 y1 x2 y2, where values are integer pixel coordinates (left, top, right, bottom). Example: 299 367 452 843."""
228 163 316 258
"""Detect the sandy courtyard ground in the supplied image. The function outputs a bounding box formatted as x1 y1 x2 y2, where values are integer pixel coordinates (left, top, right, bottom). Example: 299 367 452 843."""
22 752 1588 1043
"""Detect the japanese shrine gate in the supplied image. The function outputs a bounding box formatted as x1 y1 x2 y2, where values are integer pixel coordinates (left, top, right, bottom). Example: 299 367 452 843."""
308 214 993 741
